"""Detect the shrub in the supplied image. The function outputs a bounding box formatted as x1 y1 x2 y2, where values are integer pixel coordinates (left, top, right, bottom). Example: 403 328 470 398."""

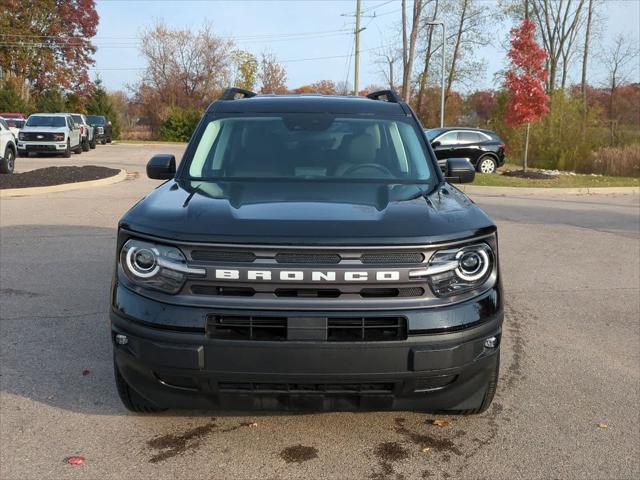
159 108 200 142
589 145 640 177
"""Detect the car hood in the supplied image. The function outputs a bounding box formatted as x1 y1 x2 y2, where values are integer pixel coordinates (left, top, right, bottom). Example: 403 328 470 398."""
120 180 495 245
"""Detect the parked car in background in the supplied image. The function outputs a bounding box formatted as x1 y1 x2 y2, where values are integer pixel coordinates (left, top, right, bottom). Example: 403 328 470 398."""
0 113 26 120
2 118 26 139
0 118 17 173
426 128 505 174
69 113 96 151
17 113 82 158
87 115 113 144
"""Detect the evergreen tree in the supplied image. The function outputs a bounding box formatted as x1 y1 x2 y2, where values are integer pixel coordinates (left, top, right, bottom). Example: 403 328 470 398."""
35 88 66 113
87 79 120 138
0 80 29 113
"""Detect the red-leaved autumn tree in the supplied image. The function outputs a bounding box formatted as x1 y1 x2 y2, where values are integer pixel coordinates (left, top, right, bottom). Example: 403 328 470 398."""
0 0 99 97
505 19 549 172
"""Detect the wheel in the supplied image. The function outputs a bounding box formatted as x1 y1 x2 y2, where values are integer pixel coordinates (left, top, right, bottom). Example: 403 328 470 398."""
1 146 15 174
114 360 163 413
89 138 97 149
73 142 82 154
101 139 107 145
81 137 89 152
107 136 112 143
62 140 71 158
443 354 499 415
477 156 497 174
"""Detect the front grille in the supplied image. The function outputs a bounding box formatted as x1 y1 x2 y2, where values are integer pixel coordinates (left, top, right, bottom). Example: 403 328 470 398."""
361 252 425 264
207 315 407 342
360 287 425 298
21 132 58 141
218 381 394 393
275 252 341 264
191 285 255 296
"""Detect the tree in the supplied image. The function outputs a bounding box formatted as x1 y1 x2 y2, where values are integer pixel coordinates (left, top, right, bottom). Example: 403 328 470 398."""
0 80 30 113
401 0 424 101
580 0 595 124
415 0 440 117
530 0 586 92
0 0 99 97
259 52 287 94
231 50 258 91
601 34 639 144
138 21 233 110
87 79 120 138
35 88 66 113
310 80 337 95
505 19 549 172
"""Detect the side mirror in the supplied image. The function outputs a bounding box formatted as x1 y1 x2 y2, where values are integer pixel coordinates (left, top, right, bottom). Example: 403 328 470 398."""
147 154 176 180
444 158 475 184
431 140 441 148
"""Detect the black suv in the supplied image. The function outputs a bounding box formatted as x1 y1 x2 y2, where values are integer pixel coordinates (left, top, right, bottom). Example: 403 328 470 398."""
426 127 505 174
87 115 113 144
111 88 503 414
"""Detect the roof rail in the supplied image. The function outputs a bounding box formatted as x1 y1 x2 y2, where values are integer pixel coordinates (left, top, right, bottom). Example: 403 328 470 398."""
366 89 401 103
219 87 257 101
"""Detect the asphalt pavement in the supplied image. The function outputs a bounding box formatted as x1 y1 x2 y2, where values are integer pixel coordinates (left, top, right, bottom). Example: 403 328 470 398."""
1 144 639 480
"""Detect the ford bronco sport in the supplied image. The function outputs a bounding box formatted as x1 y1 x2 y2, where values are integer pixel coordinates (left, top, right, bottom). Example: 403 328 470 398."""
111 88 503 414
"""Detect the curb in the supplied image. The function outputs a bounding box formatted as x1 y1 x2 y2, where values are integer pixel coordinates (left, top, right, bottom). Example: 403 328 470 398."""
459 185 640 196
0 169 128 198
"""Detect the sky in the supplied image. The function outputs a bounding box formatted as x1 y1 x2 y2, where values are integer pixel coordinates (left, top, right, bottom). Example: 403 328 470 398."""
92 0 640 94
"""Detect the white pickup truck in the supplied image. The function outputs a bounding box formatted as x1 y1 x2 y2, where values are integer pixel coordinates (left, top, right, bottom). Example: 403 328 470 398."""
0 118 17 173
17 113 83 158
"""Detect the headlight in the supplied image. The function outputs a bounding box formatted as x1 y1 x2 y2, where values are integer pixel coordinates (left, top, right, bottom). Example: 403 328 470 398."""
54 133 65 141
120 239 205 294
416 243 494 297
18 132 26 140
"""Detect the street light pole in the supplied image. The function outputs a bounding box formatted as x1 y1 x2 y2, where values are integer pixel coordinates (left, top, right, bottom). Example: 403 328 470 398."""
425 21 446 128
354 0 361 95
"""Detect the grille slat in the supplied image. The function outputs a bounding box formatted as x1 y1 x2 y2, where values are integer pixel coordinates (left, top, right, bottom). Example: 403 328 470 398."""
275 253 341 264
191 250 256 262
361 252 425 264
192 285 424 298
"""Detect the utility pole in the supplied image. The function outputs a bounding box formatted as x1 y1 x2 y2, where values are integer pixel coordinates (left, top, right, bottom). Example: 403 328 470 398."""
354 0 362 95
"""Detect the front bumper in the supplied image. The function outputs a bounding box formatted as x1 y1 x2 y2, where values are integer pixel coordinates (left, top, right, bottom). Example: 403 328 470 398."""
17 141 67 153
111 284 503 411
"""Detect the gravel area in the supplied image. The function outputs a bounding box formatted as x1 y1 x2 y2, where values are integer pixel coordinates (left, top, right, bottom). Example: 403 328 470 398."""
0 166 120 189
502 169 558 180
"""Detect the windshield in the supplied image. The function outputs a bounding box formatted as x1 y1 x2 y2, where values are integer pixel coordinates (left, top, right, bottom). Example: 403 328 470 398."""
185 114 435 183
71 115 83 123
5 119 25 128
26 116 66 127
87 115 105 125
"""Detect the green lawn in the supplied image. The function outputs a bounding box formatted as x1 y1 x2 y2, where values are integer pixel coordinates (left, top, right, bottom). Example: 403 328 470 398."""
473 172 640 188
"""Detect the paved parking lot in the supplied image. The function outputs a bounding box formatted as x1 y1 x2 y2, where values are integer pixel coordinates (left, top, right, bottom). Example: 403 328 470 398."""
1 144 639 479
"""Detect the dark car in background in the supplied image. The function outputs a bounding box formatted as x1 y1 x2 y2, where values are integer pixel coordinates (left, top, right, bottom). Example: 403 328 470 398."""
426 128 505 174
87 115 113 144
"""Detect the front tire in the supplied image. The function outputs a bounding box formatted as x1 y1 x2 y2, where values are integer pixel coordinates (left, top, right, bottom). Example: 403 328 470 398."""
81 137 90 152
1 146 15 174
62 140 71 158
89 137 97 149
73 142 82 154
114 360 163 413
477 156 497 174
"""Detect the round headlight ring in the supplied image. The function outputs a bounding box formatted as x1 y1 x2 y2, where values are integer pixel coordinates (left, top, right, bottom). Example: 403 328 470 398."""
125 246 160 278
455 248 490 282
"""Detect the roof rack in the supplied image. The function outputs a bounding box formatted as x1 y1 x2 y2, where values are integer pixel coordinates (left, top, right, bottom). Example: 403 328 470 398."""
219 87 257 101
366 89 401 103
